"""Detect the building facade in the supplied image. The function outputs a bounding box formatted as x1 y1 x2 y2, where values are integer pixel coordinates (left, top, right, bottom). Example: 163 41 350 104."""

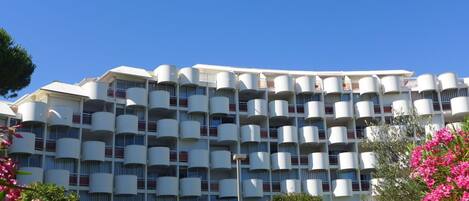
1 64 468 201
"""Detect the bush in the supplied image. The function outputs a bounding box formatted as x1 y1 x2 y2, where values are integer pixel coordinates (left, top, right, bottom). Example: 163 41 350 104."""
19 183 78 201
272 193 322 201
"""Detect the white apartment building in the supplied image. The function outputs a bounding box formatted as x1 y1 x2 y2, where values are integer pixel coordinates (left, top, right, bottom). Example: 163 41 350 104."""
1 64 468 201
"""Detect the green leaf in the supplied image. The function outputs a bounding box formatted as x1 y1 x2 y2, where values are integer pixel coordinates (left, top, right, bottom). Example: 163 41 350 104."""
16 170 32 175
0 191 5 201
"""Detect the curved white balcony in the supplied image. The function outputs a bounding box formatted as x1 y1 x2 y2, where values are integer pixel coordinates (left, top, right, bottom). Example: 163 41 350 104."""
360 152 377 170
216 71 236 90
56 138 80 159
303 179 323 196
338 152 358 170
116 114 138 135
323 77 343 94
210 96 229 115
91 112 115 133
392 99 411 117
81 81 108 101
9 132 35 154
149 90 170 110
425 123 443 136
18 101 48 123
438 72 458 91
124 145 146 165
308 152 329 170
89 173 113 193
269 100 289 118
333 179 352 197
114 175 137 195
328 126 348 145
126 87 147 107
281 179 301 194
241 125 261 143
277 126 298 144
188 149 209 168
156 176 178 196
381 75 401 93
45 169 69 189
334 101 353 119
414 99 434 115
371 178 384 196
148 147 170 166
179 67 199 86
295 75 315 94
364 126 379 141
180 178 201 197
188 95 208 113
155 64 178 84
219 179 237 198
157 119 178 138
82 141 105 161
274 75 294 95
451 96 469 117
238 73 259 92
355 101 374 119
17 167 43 186
271 152 292 171
180 121 200 139
304 101 324 119
217 123 237 143
359 76 379 95
447 122 463 130
243 179 263 198
299 126 319 144
417 74 437 92
249 152 270 170
48 106 73 127
211 150 231 169
247 99 267 119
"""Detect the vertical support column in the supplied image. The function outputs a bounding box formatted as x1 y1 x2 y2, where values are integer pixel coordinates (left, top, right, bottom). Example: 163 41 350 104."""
76 97 84 193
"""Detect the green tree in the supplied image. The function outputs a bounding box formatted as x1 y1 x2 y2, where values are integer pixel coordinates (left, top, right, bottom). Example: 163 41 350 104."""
362 110 429 201
0 28 35 98
272 193 322 201
19 183 78 201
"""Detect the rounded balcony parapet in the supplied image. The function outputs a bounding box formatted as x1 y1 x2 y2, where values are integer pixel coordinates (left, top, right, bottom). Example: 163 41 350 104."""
216 71 237 90
304 101 324 119
180 177 201 197
149 90 170 110
211 150 232 169
299 126 319 144
56 138 80 159
148 147 170 166
450 96 469 117
295 75 316 94
124 145 146 165
271 152 292 171
18 101 48 123
114 175 137 195
281 179 301 194
414 99 434 116
155 64 178 84
89 173 113 193
438 72 458 91
328 126 348 145
188 95 208 114
9 132 35 154
338 152 358 170
82 141 105 161
219 179 237 198
81 80 108 101
126 87 147 107
334 101 353 119
364 126 380 141
48 106 73 127
277 126 298 144
392 99 411 117
274 75 294 95
180 120 201 140
269 100 289 118
333 179 352 197
381 75 401 93
249 152 270 170
45 169 69 190
157 119 178 138
323 77 343 94
210 96 229 115
308 152 329 170
360 152 377 170
241 124 261 143
303 179 323 196
17 167 43 186
247 99 267 119
188 149 209 168
355 101 374 119
178 67 199 86
217 123 237 143
116 114 138 135
359 76 379 95
91 112 115 133
238 73 259 92
156 176 178 196
243 179 263 198
417 74 438 92
371 178 384 196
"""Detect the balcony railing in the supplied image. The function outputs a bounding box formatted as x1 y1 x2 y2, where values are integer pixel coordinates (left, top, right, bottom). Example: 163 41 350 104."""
35 138 44 151
45 140 56 152
271 181 280 192
260 128 268 139
299 155 308 165
170 150 177 162
239 102 247 112
296 104 304 113
374 105 381 114
179 98 188 107
352 181 360 191
383 106 392 113
210 182 219 192
82 112 92 125
69 173 78 186
329 155 338 165
147 121 157 132
138 121 146 132
288 104 295 113
147 179 156 189
229 104 236 112
347 130 355 139
209 127 217 137
115 147 124 158
202 180 209 191
72 114 81 124
79 175 89 186
318 129 326 140
115 88 126 98
361 180 370 191
269 128 278 139
325 105 334 115
170 96 177 106
200 126 207 136
105 146 113 158
322 182 330 192
264 182 272 192
138 178 145 189
179 151 188 162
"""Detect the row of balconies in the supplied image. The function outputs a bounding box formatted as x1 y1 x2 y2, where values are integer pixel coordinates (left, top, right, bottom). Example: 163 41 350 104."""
17 95 469 128
16 167 381 198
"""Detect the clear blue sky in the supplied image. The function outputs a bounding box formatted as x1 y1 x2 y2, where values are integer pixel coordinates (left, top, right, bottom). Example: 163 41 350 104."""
2 1 469 101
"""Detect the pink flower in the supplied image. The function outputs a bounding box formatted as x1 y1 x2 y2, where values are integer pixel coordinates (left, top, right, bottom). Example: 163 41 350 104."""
422 184 453 201
411 145 423 168
434 128 454 145
462 191 469 201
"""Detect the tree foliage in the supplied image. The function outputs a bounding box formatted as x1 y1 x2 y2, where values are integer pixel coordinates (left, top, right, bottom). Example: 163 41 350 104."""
272 193 322 201
362 110 430 201
19 183 78 201
0 28 35 98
